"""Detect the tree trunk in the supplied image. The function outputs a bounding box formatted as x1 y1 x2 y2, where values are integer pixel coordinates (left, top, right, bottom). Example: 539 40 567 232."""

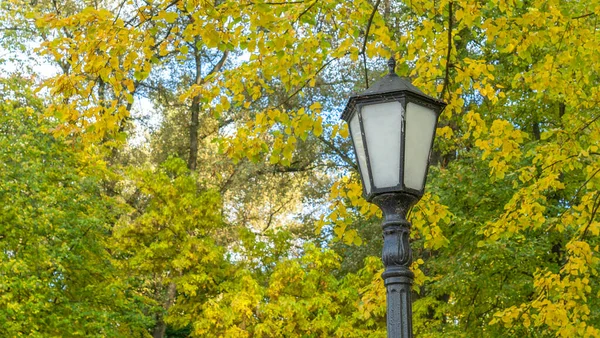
152 282 177 338
187 37 202 172
188 96 200 171
153 37 203 338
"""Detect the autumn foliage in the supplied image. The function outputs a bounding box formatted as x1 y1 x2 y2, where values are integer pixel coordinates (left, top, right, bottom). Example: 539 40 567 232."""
1 0 600 337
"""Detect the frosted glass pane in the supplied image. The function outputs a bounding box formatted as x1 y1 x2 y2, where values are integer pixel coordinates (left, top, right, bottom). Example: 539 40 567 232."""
362 101 402 189
350 114 371 194
404 102 436 191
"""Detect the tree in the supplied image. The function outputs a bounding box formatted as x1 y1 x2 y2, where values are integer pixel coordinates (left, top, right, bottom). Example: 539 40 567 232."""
0 77 151 336
2 0 600 337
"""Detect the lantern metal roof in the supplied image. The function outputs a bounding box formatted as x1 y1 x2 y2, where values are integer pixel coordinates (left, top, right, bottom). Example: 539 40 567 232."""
341 58 446 121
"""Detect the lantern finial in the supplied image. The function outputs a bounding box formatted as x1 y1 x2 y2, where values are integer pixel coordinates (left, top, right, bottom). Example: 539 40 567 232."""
387 57 396 75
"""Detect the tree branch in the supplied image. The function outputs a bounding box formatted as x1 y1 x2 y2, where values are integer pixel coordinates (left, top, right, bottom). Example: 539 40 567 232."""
577 114 600 133
294 0 317 23
277 57 337 108
205 51 229 80
580 192 600 239
573 12 595 20
555 167 600 230
318 135 357 170
261 200 291 233
245 0 305 5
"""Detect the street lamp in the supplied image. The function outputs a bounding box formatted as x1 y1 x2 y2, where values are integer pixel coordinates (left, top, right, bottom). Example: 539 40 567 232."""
341 57 446 338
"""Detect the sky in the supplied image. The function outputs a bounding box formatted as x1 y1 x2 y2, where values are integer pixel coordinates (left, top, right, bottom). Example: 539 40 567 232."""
0 45 158 146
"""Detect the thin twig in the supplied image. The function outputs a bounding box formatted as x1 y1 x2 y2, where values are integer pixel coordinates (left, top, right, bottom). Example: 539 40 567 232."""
318 135 357 170
440 1 453 99
261 200 292 233
293 0 318 24
361 0 381 89
277 57 337 108
570 167 600 204
580 192 600 239
554 167 600 227
541 154 579 172
577 114 600 133
573 13 595 20
542 152 600 172
244 0 305 5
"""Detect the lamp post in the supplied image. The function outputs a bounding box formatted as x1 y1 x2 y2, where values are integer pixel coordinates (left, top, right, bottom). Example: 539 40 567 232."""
341 57 446 338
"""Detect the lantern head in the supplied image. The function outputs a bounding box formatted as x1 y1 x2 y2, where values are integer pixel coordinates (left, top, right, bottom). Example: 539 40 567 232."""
341 58 447 202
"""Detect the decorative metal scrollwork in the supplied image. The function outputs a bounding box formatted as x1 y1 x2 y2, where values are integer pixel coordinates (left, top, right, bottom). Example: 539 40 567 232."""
382 225 412 267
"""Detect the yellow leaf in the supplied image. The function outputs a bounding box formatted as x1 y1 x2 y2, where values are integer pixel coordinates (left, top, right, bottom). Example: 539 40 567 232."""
309 101 322 111
339 124 349 138
163 11 178 23
313 121 323 137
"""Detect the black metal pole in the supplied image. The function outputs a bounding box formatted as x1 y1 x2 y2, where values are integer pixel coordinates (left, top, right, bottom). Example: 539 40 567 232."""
372 193 418 338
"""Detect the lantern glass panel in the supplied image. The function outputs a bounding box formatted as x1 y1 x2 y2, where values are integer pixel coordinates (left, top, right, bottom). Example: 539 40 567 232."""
350 113 371 194
404 102 436 191
362 101 403 189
